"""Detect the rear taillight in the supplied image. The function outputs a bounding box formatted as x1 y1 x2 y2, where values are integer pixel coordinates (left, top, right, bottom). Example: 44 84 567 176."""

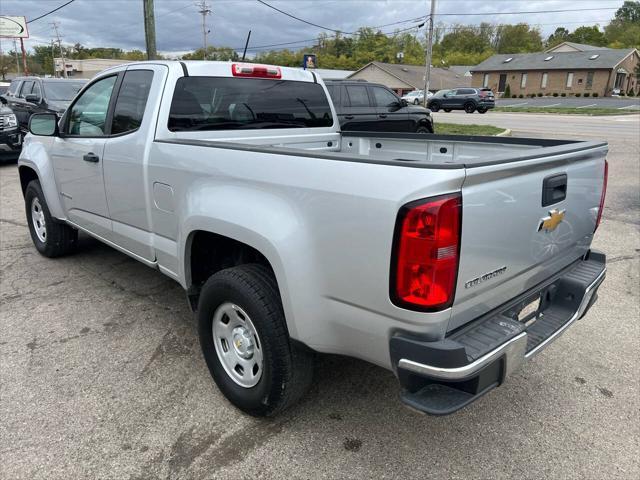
232 63 281 79
594 159 608 232
391 193 462 311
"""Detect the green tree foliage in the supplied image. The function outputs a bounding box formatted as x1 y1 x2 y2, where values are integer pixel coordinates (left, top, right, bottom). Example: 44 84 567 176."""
494 23 543 53
569 26 607 46
605 1 640 48
546 27 570 48
182 46 239 61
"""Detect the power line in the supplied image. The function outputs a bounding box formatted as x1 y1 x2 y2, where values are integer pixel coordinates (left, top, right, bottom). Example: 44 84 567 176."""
27 0 76 24
436 7 619 16
255 0 354 34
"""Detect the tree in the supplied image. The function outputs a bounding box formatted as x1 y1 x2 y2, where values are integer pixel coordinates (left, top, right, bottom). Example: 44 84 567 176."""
546 27 570 48
614 1 640 22
569 26 606 46
494 24 543 53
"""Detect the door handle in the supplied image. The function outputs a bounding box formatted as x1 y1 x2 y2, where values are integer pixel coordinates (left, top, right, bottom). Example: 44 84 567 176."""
83 152 100 163
378 114 388 118
344 115 354 120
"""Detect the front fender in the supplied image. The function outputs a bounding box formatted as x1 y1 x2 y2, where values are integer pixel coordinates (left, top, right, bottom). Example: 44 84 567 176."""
18 134 65 220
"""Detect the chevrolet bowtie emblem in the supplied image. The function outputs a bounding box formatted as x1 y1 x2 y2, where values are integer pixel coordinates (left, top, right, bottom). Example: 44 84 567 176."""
538 209 566 232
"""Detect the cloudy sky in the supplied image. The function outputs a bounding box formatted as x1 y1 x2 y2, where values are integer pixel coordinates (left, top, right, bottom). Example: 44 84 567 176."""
0 0 627 57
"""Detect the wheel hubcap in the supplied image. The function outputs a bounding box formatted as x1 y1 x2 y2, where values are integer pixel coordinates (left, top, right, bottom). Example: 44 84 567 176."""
212 303 263 388
31 197 47 243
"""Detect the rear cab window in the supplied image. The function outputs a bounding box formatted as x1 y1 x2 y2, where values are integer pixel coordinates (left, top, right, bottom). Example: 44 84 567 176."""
168 77 333 131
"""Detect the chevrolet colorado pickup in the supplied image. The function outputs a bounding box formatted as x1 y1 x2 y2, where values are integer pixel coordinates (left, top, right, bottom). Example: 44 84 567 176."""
18 61 607 417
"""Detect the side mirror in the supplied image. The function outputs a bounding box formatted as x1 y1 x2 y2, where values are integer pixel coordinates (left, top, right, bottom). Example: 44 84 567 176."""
25 93 41 104
29 113 59 136
400 99 408 107
0 96 7 105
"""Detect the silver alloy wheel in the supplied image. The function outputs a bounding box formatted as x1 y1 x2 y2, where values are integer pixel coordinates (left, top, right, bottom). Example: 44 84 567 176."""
31 197 47 243
212 302 263 388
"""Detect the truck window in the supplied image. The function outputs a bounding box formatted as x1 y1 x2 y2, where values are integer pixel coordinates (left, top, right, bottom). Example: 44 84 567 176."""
345 85 369 107
326 84 340 106
67 75 117 136
31 82 42 100
7 80 21 97
168 77 333 131
111 70 154 135
370 86 398 107
19 81 34 98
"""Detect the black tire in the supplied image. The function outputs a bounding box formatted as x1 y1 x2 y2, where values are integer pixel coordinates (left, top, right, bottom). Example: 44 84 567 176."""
429 102 440 112
443 108 452 113
24 180 77 257
464 102 476 114
416 125 431 134
197 264 314 417
477 108 487 114
413 99 420 105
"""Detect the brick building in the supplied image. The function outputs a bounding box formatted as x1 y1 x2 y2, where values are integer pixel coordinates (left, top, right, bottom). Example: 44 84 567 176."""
470 44 639 97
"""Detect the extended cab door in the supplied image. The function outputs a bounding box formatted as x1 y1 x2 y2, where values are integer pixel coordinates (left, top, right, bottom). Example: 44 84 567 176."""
51 74 119 239
102 66 165 262
10 79 34 131
369 85 409 132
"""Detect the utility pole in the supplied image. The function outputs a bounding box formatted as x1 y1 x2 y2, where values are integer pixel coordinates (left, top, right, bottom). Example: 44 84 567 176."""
196 1 211 60
51 40 57 77
51 21 67 78
423 0 436 108
12 39 20 74
143 0 158 60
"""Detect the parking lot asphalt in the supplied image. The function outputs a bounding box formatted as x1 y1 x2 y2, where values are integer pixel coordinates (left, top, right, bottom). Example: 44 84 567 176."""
1 114 639 479
497 96 640 109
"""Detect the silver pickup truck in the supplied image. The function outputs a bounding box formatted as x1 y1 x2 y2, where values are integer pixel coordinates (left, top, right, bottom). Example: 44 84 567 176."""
18 61 607 416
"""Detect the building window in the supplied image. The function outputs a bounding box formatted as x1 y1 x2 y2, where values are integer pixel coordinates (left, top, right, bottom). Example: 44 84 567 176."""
541 72 548 89
586 71 594 89
521 73 527 88
566 72 574 88
483 73 489 87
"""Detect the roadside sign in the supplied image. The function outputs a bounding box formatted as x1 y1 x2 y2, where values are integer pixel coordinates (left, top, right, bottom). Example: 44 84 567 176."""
302 54 317 70
0 16 29 38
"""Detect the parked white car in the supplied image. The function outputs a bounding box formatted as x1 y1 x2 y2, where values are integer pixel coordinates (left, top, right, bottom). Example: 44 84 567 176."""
401 89 433 105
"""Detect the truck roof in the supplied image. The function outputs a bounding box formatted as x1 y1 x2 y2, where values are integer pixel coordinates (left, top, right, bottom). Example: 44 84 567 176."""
100 60 318 83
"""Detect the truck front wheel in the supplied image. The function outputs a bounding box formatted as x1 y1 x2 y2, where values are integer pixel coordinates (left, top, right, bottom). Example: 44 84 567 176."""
197 264 313 416
24 180 77 257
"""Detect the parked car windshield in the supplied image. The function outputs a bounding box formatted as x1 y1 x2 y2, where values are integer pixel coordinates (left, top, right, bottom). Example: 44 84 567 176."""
43 81 87 101
168 77 334 131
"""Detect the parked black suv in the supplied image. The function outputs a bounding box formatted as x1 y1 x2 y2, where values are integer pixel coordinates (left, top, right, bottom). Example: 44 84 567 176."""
325 80 433 133
2 77 86 132
0 99 21 161
427 87 495 114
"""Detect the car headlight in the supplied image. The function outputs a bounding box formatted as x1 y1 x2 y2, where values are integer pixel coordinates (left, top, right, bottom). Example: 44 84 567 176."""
2 114 17 128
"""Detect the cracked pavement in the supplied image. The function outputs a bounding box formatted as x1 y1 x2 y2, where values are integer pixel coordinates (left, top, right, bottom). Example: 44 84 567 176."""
1 114 639 479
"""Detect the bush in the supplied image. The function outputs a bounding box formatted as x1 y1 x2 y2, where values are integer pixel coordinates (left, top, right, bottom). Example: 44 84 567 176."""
583 92 590 97
503 83 511 98
561 93 566 97
518 94 524 98
592 92 599 97
529 93 536 98
537 92 543 97
628 90 635 97
511 94 517 98
553 92 559 97
575 93 581 97
619 91 626 96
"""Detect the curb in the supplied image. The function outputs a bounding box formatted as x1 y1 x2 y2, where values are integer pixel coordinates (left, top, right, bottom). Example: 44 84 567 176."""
496 128 512 137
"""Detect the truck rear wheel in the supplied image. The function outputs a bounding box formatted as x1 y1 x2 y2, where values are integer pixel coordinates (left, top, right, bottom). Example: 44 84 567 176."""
197 264 313 416
24 180 77 257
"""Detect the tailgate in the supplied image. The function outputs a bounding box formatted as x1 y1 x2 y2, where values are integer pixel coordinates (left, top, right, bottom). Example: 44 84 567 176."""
448 144 608 331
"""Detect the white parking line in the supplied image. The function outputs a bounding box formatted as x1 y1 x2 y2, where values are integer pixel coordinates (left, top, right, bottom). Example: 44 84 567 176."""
502 102 528 107
576 104 597 109
618 105 640 110
540 103 562 108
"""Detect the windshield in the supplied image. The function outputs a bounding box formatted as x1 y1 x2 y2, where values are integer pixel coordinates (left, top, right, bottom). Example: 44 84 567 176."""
168 77 334 132
43 81 87 101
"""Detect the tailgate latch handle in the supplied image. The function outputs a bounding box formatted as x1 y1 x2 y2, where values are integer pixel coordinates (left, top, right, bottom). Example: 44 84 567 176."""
542 173 567 207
